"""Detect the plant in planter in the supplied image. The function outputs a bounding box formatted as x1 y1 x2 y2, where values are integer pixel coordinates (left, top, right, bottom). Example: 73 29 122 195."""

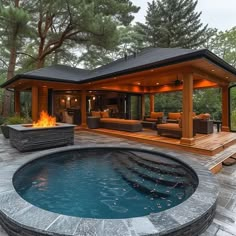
1 115 32 138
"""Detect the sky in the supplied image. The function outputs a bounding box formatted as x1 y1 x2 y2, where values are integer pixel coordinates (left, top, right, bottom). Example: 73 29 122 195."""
131 0 236 31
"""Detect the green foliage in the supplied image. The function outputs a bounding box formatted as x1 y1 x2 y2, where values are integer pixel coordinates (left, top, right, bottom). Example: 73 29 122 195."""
136 0 208 48
193 88 222 120
154 92 182 114
231 110 236 130
81 25 146 69
0 116 5 125
3 115 32 125
205 27 236 67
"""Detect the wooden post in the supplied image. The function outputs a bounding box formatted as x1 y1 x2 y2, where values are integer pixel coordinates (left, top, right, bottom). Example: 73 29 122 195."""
141 94 145 120
38 86 48 113
180 73 195 146
222 85 230 131
14 90 20 115
81 90 87 128
150 94 154 113
32 86 39 122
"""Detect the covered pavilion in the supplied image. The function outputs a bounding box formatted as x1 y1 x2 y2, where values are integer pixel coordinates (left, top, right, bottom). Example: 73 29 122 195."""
1 47 236 147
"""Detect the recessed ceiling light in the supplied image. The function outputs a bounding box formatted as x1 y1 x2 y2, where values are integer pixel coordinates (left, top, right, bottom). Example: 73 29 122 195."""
137 82 141 85
226 76 229 79
211 69 215 72
150 69 154 72
156 82 159 85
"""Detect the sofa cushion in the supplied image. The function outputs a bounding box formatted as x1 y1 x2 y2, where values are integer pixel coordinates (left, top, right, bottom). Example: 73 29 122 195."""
91 111 101 117
168 112 181 120
101 111 109 118
150 112 163 119
196 113 211 120
157 123 182 131
100 118 141 125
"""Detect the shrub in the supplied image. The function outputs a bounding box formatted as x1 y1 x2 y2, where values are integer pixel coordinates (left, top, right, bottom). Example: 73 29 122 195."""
3 115 32 125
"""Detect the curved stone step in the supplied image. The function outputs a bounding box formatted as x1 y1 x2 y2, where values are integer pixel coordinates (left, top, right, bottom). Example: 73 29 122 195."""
112 159 170 199
117 151 186 177
126 152 197 187
117 155 189 188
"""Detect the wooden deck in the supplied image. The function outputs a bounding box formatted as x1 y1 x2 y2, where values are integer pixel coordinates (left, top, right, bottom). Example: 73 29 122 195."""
86 128 236 156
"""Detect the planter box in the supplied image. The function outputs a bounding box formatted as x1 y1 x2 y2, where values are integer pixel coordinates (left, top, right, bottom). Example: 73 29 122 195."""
8 123 75 152
1 125 10 138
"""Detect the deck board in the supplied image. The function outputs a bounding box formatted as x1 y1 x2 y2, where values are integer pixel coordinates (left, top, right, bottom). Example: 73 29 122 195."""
86 128 236 156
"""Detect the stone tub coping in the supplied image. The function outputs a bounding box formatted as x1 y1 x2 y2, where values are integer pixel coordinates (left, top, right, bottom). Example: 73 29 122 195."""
0 145 219 236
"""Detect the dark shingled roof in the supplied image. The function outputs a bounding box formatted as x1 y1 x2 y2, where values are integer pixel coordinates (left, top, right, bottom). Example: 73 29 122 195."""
22 65 91 83
1 47 236 87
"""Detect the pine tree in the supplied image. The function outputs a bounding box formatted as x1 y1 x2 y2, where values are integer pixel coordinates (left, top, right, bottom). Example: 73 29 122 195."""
137 0 208 48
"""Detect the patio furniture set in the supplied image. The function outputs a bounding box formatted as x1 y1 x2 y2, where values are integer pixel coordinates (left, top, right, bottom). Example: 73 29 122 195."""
88 111 215 138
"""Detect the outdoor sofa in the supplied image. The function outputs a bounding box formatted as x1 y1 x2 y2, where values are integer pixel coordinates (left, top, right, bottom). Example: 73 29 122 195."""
157 113 213 138
90 111 142 132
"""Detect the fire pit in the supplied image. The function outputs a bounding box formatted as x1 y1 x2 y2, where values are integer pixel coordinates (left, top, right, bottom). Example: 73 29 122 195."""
8 112 75 152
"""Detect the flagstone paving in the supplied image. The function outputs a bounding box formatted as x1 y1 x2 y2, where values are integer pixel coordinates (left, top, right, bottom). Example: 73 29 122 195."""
0 130 236 236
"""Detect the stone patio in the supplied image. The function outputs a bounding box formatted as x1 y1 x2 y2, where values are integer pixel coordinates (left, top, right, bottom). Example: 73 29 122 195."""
0 130 236 236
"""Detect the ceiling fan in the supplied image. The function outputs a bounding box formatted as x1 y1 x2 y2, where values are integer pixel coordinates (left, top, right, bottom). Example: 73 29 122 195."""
174 78 183 86
172 75 183 86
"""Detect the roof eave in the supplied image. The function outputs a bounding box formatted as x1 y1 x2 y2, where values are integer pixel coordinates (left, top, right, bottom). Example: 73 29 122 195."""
0 74 79 88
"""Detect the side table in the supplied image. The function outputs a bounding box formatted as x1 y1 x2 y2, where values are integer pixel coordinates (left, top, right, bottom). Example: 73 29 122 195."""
213 120 222 132
87 116 100 129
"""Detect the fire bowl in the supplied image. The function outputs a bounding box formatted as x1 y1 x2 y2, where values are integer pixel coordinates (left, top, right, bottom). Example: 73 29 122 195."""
8 123 75 152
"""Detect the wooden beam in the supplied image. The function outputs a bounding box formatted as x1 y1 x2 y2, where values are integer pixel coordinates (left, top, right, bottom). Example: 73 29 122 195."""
150 94 155 113
14 90 20 115
81 90 87 128
31 86 39 122
38 86 48 113
148 79 218 93
222 85 230 131
180 73 195 146
141 94 145 120
85 84 144 93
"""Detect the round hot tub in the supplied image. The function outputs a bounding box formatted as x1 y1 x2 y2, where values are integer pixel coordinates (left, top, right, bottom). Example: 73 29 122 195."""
13 147 198 219
0 146 218 236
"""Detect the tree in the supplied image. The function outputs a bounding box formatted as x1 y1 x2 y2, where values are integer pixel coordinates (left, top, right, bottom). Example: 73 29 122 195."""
137 0 208 48
206 27 236 67
0 1 31 115
25 0 139 68
80 25 146 69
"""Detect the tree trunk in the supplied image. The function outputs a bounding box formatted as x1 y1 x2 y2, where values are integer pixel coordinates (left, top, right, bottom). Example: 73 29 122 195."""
3 36 17 116
2 0 20 116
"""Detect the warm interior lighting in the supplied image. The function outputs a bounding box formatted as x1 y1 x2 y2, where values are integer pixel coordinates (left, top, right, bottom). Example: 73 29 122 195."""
211 69 215 72
67 97 70 101
92 96 96 100
33 111 56 127
74 98 78 102
156 82 159 85
137 82 141 85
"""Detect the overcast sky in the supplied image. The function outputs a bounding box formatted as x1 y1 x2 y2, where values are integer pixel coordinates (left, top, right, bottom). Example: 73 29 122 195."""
131 0 236 31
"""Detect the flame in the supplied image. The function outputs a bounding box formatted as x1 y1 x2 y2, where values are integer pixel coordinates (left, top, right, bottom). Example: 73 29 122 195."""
32 111 56 127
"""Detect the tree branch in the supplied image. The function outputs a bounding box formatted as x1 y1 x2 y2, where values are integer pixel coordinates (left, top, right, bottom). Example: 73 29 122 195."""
16 52 37 60
0 58 8 67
